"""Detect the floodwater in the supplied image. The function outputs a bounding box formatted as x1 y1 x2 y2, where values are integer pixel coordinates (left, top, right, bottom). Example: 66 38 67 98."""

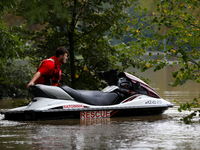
1 65 200 150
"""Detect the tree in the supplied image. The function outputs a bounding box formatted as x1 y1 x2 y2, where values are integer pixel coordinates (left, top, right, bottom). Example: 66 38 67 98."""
0 0 22 64
14 0 138 89
121 0 200 123
0 0 34 98
150 0 200 124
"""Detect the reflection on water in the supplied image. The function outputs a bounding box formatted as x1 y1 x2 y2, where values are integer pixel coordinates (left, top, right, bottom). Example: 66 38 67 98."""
80 118 111 126
1 65 200 149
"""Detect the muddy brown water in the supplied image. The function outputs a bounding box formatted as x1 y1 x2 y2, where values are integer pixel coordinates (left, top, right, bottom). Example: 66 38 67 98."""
1 65 200 150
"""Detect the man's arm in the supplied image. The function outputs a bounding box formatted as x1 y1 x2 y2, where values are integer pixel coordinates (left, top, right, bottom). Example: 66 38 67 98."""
27 72 41 89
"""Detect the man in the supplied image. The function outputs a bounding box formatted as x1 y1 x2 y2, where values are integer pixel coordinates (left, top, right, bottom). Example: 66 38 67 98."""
27 47 68 89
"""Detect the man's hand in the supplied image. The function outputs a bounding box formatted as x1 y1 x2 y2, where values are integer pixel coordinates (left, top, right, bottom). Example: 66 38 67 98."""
27 72 41 89
27 81 34 89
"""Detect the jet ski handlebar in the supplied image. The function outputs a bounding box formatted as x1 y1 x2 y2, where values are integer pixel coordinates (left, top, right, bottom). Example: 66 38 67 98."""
116 88 138 96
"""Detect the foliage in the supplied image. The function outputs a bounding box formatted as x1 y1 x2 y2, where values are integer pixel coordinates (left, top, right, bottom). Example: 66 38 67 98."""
0 0 22 62
109 2 167 73
174 98 200 124
0 61 34 98
154 0 200 123
0 18 23 63
120 0 200 123
0 0 34 99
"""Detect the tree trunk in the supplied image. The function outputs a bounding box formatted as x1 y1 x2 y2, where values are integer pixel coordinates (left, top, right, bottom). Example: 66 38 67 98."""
68 0 78 88
69 31 76 88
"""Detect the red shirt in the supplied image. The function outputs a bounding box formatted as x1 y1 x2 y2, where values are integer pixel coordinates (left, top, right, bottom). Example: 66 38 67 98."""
35 56 62 85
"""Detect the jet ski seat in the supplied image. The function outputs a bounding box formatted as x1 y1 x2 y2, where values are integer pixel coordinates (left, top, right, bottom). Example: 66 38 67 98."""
60 85 119 106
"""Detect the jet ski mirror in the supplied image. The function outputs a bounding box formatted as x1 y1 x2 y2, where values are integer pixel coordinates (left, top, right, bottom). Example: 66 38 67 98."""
135 82 141 88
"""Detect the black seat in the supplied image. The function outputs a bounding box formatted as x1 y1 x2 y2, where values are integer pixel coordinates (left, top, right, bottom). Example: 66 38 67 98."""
60 85 118 106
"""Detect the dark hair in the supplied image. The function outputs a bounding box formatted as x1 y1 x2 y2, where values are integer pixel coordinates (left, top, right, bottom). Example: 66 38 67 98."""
55 47 68 57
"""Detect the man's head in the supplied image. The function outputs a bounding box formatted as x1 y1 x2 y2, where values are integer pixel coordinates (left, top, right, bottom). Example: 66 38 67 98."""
56 47 68 64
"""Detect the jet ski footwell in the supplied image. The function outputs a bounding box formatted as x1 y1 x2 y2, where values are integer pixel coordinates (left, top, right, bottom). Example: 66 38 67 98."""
1 104 173 121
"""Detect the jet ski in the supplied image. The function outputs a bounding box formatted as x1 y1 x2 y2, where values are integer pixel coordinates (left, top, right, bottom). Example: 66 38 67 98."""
1 69 173 121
